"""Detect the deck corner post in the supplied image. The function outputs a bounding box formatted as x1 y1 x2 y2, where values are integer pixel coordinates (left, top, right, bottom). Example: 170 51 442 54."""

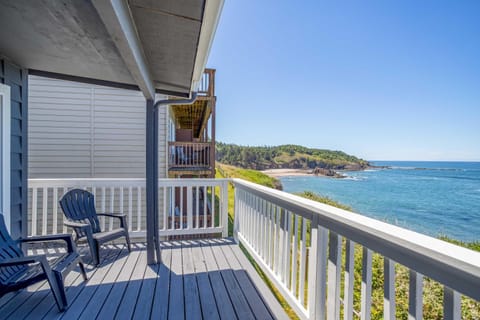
233 182 239 242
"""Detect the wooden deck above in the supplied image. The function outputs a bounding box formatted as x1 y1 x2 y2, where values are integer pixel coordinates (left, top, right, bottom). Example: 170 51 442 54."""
0 239 288 320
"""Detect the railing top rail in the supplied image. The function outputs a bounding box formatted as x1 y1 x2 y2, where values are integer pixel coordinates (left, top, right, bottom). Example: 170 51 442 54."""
158 178 229 186
232 178 480 300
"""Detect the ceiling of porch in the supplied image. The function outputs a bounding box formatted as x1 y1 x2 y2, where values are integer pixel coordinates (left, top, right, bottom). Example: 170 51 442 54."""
0 0 221 97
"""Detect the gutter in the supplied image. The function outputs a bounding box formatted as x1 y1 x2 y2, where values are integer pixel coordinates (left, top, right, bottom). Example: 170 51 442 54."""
154 92 198 109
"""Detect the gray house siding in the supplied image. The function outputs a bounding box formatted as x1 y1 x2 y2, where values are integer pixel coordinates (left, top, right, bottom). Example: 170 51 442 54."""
0 57 28 239
28 76 167 179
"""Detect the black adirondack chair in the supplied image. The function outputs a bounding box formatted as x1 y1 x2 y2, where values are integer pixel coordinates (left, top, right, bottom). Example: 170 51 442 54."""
59 189 131 266
0 214 87 311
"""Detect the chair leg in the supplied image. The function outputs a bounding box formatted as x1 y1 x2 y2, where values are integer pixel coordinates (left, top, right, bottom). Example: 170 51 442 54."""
86 235 100 266
46 270 67 311
93 243 100 266
125 231 132 252
78 261 88 281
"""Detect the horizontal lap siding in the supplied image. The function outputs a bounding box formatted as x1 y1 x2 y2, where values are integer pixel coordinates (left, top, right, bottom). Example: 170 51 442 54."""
28 76 168 179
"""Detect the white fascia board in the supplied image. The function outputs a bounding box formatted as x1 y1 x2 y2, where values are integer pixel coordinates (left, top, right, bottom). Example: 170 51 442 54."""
93 0 155 100
191 0 225 92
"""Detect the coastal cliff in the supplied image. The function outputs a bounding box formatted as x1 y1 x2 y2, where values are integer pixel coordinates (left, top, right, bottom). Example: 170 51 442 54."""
216 143 369 177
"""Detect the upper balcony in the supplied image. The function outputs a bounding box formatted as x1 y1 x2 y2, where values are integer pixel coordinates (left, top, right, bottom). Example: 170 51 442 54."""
168 69 217 178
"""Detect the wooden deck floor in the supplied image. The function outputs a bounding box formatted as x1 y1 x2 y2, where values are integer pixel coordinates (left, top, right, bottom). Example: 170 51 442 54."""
0 238 288 320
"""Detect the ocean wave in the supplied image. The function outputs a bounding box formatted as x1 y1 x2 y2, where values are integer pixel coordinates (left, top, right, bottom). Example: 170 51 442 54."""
343 176 364 181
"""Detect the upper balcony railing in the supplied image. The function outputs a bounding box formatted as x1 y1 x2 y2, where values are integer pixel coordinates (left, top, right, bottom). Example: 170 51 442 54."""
197 68 215 97
168 141 213 171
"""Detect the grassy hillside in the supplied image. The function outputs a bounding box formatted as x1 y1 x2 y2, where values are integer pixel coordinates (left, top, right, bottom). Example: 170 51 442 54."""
216 142 369 171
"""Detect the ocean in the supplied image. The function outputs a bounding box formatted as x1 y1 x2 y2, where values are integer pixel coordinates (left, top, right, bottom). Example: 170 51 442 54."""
280 161 480 242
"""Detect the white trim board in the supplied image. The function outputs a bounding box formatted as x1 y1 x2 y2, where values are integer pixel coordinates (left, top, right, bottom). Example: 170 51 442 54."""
0 83 11 230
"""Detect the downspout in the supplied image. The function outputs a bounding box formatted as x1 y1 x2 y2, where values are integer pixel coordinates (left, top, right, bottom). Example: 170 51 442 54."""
146 93 197 264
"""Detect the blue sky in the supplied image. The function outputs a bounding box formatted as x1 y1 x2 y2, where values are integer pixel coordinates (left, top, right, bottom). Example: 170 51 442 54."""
207 1 480 161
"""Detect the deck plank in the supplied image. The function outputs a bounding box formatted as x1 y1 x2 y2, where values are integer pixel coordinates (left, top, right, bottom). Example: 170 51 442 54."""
132 248 160 320
115 244 149 319
40 247 117 320
191 241 220 320
95 246 142 319
78 246 130 320
229 241 291 320
168 242 185 320
59 246 125 319
183 242 202 320
201 240 238 320
150 245 172 320
209 240 256 320
219 239 274 320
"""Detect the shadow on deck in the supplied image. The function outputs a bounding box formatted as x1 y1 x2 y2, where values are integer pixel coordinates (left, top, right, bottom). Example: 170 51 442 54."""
0 239 288 320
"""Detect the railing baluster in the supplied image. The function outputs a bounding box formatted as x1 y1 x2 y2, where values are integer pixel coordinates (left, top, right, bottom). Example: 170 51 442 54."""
203 185 207 229
443 286 461 320
195 186 199 229
211 185 215 228
179 186 184 230
361 247 373 320
284 210 292 289
327 231 342 319
291 214 299 297
274 205 281 275
137 186 142 231
42 187 48 235
309 224 328 319
31 187 38 236
268 202 275 268
52 187 58 234
119 187 124 229
299 217 307 306
384 257 396 320
128 186 133 232
408 270 423 320
62 187 68 233
101 186 106 230
344 240 355 320
187 186 193 229
222 181 228 237
109 186 114 231
162 186 167 230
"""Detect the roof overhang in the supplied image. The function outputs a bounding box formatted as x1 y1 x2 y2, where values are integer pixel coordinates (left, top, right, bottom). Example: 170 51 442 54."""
0 0 223 99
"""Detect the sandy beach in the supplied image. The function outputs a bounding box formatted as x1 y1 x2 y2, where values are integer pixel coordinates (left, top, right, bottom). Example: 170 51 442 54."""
261 168 312 178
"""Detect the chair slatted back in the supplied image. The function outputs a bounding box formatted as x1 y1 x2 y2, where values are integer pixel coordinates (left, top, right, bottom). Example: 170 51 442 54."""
59 189 102 236
0 214 26 285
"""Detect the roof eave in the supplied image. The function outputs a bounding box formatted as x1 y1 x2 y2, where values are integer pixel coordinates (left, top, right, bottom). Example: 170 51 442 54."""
190 0 224 94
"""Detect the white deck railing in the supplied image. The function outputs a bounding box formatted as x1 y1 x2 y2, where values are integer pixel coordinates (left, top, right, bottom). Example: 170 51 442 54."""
28 178 228 239
232 178 480 320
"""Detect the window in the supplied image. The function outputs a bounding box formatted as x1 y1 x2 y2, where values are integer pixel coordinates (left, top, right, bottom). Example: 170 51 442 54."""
0 83 10 230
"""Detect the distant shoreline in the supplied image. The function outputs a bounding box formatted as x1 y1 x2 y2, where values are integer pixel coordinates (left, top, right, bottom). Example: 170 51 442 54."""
262 166 379 178
261 168 312 178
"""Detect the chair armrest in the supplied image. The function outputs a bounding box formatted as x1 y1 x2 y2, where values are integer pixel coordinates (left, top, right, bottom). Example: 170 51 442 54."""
97 213 127 218
97 213 128 229
64 220 90 229
19 234 76 253
0 255 48 267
